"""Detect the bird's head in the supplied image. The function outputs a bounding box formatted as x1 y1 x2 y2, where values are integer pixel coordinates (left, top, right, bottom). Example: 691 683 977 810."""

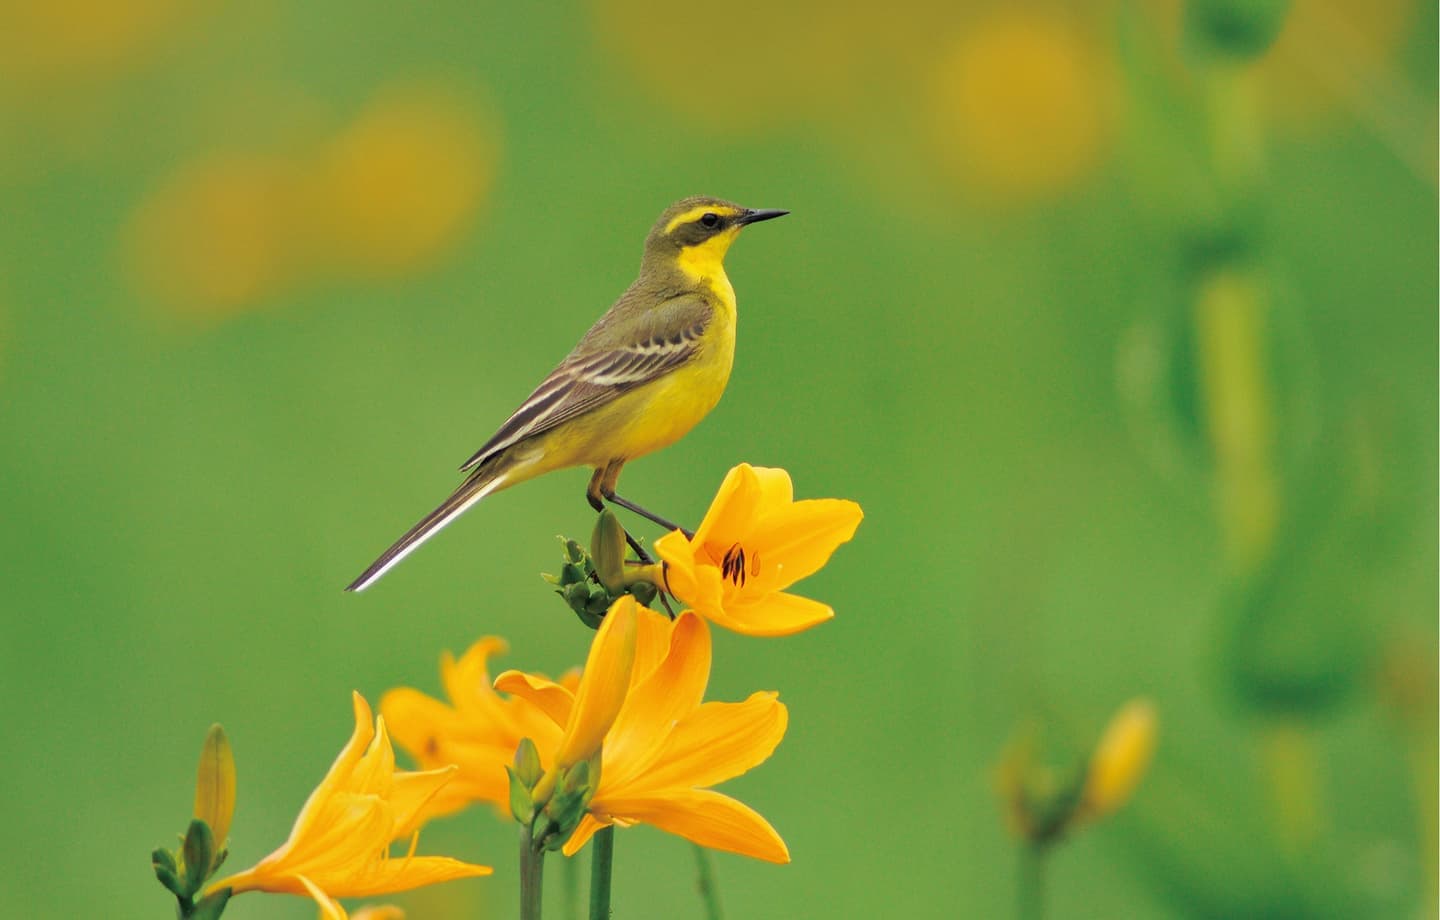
642 196 788 285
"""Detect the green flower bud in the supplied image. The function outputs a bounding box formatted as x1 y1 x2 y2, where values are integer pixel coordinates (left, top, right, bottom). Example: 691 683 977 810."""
513 737 543 788
152 848 185 899
507 766 537 826
1185 0 1291 59
193 724 235 870
562 537 586 565
180 818 215 897
590 511 629 593
628 580 658 606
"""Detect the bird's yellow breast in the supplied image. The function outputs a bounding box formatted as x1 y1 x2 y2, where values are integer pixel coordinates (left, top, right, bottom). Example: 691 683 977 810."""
523 291 736 473
621 305 735 456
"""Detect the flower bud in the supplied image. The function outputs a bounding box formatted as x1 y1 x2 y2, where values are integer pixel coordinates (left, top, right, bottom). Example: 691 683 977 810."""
180 818 216 897
590 510 629 593
1185 0 1291 59
152 847 185 898
193 724 235 862
1078 699 1158 822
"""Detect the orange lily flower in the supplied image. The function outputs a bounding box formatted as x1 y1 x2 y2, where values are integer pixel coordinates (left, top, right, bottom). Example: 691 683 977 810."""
210 693 491 910
497 606 790 863
653 463 862 636
381 638 578 822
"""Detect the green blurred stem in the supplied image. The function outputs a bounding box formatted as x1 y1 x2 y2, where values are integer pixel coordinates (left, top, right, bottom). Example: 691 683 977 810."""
1405 728 1438 918
589 825 614 920
1193 267 1278 573
1259 720 1322 851
694 844 723 920
520 826 545 920
1203 60 1265 198
564 848 580 920
1017 842 1046 920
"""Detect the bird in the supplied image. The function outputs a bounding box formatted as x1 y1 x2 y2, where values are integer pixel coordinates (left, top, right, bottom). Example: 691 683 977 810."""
346 196 788 592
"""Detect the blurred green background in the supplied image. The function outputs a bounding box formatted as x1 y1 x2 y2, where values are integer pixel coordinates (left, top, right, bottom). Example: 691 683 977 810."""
1 0 1435 917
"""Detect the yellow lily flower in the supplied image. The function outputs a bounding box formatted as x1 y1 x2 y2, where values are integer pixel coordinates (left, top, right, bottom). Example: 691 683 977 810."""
493 594 640 808
498 606 790 863
653 463 862 636
211 693 491 909
381 637 578 821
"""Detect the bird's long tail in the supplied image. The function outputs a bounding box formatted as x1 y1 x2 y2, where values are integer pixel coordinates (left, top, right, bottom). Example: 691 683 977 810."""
345 466 507 592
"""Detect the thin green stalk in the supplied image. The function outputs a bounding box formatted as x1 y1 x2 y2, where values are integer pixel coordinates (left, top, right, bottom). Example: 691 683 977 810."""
1259 719 1322 851
564 849 581 920
588 825 615 920
693 844 723 920
1017 842 1046 920
520 826 546 920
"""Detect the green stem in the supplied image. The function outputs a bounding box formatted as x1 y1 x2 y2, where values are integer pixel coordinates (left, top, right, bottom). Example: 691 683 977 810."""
1259 719 1322 852
589 825 615 920
1017 842 1046 920
564 849 581 920
520 825 546 920
693 844 723 920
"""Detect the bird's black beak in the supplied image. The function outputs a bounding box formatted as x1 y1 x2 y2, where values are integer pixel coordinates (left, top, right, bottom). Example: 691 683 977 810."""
737 208 789 226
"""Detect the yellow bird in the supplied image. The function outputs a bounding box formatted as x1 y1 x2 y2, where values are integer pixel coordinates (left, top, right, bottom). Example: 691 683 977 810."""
346 196 787 591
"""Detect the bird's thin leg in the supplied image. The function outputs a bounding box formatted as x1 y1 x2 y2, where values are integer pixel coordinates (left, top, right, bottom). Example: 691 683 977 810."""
586 469 606 513
625 532 654 564
604 490 695 539
587 466 654 562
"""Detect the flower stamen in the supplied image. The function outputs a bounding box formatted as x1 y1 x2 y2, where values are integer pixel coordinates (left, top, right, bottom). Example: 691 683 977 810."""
721 543 747 587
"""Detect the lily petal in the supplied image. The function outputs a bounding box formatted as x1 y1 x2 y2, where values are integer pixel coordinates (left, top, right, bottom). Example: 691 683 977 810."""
299 875 348 920
629 604 679 688
745 499 863 590
389 766 460 840
491 671 574 730
560 813 611 857
691 464 765 549
615 693 786 795
710 592 835 638
601 613 711 790
553 597 638 766
595 789 790 864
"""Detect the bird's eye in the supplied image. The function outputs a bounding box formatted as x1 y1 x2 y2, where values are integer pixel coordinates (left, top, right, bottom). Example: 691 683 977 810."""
699 212 721 229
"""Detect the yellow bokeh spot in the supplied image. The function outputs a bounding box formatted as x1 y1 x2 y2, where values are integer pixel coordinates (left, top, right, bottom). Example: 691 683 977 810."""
1137 0 1418 126
589 0 939 129
933 13 1115 203
1262 0 1416 125
316 86 498 277
0 0 197 86
122 83 499 320
125 152 302 318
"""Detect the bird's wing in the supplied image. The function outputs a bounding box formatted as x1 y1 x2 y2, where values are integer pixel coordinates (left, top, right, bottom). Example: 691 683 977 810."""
459 300 713 472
